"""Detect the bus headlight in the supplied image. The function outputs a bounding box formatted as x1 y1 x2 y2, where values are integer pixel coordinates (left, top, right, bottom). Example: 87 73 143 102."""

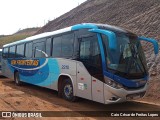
105 79 123 89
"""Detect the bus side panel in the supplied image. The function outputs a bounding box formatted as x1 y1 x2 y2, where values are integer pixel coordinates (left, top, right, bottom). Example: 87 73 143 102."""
4 58 60 89
49 59 77 92
19 58 60 89
1 59 14 79
76 62 92 100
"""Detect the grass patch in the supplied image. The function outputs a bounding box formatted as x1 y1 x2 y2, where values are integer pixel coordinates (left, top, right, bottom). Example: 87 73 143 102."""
0 33 33 48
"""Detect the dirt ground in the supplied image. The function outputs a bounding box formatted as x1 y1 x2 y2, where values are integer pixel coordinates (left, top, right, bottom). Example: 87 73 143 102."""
0 77 159 120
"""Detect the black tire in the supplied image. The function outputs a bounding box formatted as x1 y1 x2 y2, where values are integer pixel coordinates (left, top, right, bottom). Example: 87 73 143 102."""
62 79 77 102
14 72 21 86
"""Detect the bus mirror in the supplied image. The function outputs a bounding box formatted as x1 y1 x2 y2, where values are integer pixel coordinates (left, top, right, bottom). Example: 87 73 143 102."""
138 36 159 55
89 29 117 50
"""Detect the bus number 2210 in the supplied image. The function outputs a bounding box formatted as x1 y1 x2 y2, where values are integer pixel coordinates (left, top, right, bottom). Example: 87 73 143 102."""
61 65 69 69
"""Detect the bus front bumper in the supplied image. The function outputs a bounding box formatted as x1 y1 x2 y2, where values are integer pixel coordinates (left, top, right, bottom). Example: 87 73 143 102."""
104 83 148 104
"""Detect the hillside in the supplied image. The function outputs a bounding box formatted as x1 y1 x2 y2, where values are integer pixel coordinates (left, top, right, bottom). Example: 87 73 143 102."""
0 27 40 48
15 27 41 35
36 0 160 102
36 0 160 40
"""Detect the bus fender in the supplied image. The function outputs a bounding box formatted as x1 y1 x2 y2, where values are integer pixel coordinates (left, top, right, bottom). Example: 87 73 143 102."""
57 74 76 96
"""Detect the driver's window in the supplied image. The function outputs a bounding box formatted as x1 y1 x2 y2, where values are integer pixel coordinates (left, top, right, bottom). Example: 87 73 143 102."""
80 39 91 60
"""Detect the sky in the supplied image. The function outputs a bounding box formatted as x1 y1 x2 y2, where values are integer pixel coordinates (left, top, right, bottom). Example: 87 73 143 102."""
0 0 87 35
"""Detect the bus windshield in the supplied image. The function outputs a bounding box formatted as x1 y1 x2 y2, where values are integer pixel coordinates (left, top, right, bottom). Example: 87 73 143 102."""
102 33 148 79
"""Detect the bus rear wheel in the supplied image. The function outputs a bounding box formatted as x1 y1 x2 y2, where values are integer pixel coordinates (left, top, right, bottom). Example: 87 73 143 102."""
14 72 21 86
62 79 77 102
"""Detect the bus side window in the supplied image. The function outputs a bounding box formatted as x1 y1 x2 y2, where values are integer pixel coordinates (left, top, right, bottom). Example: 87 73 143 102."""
9 46 16 58
80 39 91 60
0 50 1 70
3 47 9 58
25 42 33 58
46 38 52 57
52 36 62 57
16 44 24 58
33 42 45 58
61 33 74 57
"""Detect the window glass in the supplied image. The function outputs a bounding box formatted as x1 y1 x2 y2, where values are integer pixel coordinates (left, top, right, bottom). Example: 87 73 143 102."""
80 36 101 65
61 33 74 57
34 42 45 58
9 46 16 58
79 35 103 81
25 42 33 58
46 38 52 57
91 38 101 67
3 48 9 58
52 36 62 57
0 51 2 63
102 33 147 79
16 44 24 57
80 39 91 60
101 34 111 66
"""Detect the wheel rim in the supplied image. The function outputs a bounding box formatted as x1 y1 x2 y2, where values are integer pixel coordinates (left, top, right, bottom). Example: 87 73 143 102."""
64 84 72 98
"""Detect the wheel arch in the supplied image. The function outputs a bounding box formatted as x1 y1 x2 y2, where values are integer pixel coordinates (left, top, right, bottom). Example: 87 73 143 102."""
57 74 75 97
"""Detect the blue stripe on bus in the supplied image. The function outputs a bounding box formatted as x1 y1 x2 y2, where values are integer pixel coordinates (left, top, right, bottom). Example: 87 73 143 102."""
97 34 107 72
89 29 117 50
103 71 148 88
8 58 60 87
71 23 98 30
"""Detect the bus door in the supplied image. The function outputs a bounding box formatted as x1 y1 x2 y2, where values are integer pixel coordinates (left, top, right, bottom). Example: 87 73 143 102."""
77 35 104 103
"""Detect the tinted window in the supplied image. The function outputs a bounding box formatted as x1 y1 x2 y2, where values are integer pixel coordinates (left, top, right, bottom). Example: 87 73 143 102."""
9 46 16 58
52 36 62 57
76 29 93 38
16 44 24 58
80 36 101 65
80 39 90 60
0 51 2 63
25 42 33 58
79 35 103 81
3 47 9 58
91 38 101 67
46 38 52 57
61 33 74 57
34 42 45 58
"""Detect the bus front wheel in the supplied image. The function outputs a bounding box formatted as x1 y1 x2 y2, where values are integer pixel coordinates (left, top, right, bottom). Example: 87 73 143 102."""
62 79 77 102
14 72 21 86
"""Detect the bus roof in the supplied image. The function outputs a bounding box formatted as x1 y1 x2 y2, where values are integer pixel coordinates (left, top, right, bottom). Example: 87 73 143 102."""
3 26 72 47
3 23 129 48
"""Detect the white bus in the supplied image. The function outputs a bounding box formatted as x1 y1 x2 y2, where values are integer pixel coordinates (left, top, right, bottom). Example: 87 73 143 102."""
1 23 159 104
